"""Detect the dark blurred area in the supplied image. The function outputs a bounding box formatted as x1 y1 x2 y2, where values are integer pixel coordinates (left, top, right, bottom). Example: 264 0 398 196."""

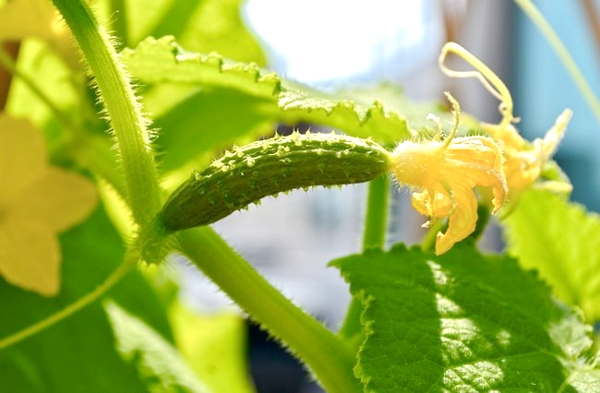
248 321 324 393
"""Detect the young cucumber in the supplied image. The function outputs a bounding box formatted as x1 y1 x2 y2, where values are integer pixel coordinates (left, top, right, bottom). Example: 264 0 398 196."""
160 132 391 232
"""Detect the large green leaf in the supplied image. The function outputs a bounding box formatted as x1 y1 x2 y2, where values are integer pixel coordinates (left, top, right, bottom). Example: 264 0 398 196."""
332 244 599 392
123 36 413 142
0 206 173 391
503 189 600 323
122 37 452 172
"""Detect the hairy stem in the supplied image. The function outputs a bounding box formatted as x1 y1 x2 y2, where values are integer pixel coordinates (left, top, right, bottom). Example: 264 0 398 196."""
52 0 161 226
178 227 361 393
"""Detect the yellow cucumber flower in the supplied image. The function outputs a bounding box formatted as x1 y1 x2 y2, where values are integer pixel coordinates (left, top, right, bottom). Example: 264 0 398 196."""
482 109 572 205
439 42 571 209
390 95 507 255
0 115 97 296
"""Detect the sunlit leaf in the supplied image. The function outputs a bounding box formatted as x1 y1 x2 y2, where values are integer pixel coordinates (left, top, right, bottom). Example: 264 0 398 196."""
503 189 600 323
122 0 265 64
122 36 456 173
332 244 599 392
122 36 412 142
0 0 59 41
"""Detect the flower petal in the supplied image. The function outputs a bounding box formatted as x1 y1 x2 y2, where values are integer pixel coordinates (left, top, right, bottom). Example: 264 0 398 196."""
12 167 97 232
412 187 453 218
482 110 571 208
391 128 507 254
0 218 60 296
449 138 506 207
390 141 444 191
436 187 479 255
541 109 571 160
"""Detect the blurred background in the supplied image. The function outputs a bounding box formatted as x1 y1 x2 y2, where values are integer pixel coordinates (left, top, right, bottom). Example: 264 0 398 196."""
176 1 600 391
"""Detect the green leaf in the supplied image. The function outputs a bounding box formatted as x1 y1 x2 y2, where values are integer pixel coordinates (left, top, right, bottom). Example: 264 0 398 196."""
5 39 80 130
0 206 173 391
122 0 266 64
0 0 57 41
107 302 211 393
0 303 147 393
503 189 600 323
332 244 599 392
59 205 174 342
146 85 275 172
122 36 452 171
122 36 412 141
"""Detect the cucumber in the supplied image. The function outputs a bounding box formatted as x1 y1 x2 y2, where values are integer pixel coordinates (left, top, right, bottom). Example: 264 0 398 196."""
160 132 391 232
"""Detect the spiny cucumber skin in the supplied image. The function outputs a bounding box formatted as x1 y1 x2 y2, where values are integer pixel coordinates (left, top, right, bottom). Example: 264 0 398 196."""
161 132 391 232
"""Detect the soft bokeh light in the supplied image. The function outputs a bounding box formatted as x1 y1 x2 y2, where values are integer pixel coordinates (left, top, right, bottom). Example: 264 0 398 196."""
244 0 443 88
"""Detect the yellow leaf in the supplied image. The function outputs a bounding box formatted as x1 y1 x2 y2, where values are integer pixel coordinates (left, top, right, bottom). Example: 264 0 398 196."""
0 0 59 41
0 219 60 296
0 114 97 296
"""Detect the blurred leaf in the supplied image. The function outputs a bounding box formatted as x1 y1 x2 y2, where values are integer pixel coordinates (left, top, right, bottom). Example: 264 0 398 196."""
332 244 599 392
147 85 274 172
107 302 212 393
6 40 80 131
122 0 265 65
0 0 58 41
0 303 147 393
169 303 254 393
0 205 173 391
503 189 600 323
59 205 174 341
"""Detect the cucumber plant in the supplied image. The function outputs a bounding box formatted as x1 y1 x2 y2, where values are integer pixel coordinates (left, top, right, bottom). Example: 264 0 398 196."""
0 0 599 392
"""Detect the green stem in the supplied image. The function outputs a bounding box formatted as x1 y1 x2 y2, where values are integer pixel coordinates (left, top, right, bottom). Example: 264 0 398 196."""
361 175 391 250
52 0 161 226
421 219 446 254
339 175 390 341
515 0 600 125
177 227 360 393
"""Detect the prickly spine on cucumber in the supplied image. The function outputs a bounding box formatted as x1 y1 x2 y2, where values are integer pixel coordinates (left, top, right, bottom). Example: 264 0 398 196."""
159 131 391 232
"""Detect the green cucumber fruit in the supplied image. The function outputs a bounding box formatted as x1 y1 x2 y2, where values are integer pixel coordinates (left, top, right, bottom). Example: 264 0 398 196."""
160 132 391 232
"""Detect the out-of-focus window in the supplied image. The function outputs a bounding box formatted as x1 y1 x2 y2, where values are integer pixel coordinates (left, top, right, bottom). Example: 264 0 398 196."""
514 0 600 211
